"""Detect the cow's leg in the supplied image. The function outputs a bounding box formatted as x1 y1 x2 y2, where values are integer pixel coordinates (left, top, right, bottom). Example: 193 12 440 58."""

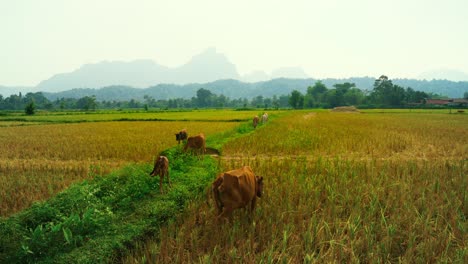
250 197 257 213
166 171 171 187
212 192 222 215
159 175 164 194
217 206 233 222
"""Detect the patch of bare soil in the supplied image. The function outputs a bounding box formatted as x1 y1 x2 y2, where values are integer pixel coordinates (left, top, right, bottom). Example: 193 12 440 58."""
330 106 360 113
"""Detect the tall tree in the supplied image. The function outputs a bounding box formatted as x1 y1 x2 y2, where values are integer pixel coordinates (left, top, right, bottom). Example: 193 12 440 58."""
196 88 213 107
76 96 97 111
306 81 328 107
371 75 405 106
25 101 36 115
289 90 304 109
343 88 365 105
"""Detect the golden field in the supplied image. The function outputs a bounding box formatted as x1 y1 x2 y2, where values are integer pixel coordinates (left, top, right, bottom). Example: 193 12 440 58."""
122 111 467 263
0 120 239 216
223 111 468 160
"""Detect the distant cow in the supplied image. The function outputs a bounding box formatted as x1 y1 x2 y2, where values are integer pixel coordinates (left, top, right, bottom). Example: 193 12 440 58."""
262 112 268 123
175 129 188 144
183 133 206 156
253 116 259 129
211 166 264 220
150 156 171 193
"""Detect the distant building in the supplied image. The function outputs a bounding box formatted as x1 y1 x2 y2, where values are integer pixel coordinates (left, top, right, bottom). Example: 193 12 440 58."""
451 99 468 106
425 99 451 105
425 98 468 107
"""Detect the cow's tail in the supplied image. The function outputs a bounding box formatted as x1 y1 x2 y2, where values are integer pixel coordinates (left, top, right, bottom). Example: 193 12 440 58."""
149 158 157 176
211 176 224 212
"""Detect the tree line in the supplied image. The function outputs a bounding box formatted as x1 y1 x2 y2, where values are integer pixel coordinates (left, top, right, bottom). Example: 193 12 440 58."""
288 75 434 109
0 76 464 114
0 89 292 112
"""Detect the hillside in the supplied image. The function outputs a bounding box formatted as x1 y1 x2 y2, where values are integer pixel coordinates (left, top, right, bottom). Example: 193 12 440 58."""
42 77 468 101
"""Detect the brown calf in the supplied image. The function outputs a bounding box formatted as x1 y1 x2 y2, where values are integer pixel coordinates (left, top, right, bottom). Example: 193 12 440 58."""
175 129 188 144
149 156 170 193
253 116 259 129
183 133 206 156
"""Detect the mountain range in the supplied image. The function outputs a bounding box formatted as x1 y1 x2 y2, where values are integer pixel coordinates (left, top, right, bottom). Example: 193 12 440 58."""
42 77 468 102
1 48 467 99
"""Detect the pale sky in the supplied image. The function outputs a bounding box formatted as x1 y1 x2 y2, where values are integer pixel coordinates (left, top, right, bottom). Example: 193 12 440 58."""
1 0 467 86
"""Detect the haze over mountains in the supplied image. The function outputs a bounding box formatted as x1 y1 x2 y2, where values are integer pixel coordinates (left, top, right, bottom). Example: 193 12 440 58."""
35 48 240 92
1 48 468 99
418 69 468 82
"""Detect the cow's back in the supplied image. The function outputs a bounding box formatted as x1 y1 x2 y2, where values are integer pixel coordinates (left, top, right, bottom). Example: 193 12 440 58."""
188 133 205 148
218 166 256 209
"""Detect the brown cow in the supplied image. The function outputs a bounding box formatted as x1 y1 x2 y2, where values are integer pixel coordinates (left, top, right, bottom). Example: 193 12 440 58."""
175 129 188 144
211 166 264 220
253 116 259 129
149 156 170 193
183 133 206 156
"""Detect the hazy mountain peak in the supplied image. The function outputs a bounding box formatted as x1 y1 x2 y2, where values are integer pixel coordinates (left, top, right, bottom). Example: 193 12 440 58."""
177 48 240 84
35 49 241 92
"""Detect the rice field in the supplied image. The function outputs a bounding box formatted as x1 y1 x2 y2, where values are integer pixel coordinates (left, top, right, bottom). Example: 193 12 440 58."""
0 109 277 124
0 118 241 217
122 111 468 263
223 111 468 160
1 109 466 262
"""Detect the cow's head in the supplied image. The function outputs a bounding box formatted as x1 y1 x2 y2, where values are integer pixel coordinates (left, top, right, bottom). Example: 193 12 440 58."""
175 133 181 141
255 176 264 197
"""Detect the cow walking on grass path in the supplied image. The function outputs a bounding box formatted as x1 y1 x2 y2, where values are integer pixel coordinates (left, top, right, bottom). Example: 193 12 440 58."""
150 156 170 194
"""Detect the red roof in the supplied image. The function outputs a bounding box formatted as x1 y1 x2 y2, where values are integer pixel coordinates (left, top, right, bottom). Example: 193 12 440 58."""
426 99 450 105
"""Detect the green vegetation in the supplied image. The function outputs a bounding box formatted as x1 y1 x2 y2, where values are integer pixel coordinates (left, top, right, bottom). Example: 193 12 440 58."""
289 77 434 109
24 101 35 115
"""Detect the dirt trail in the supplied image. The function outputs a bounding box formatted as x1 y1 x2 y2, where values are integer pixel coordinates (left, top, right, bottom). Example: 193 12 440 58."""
208 153 464 162
303 112 317 119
